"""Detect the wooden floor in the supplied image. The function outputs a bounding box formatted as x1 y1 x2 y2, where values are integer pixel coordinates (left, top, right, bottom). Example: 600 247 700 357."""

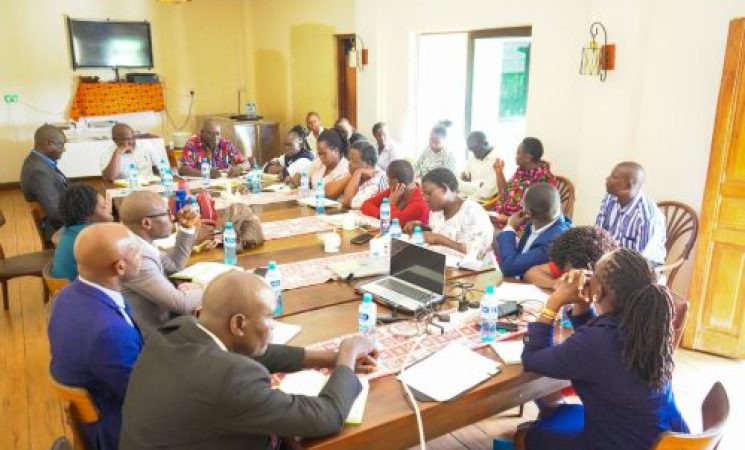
1 186 743 450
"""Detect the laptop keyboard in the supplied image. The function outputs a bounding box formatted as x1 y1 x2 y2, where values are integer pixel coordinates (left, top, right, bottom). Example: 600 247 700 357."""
378 278 433 302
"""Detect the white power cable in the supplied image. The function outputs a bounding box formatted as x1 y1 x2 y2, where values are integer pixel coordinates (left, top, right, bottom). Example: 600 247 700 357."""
399 333 426 450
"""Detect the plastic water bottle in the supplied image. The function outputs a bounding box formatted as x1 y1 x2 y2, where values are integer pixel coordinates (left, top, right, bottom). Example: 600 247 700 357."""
188 196 201 217
161 167 174 195
389 218 402 239
315 181 325 214
251 163 262 193
358 293 377 344
299 171 310 197
380 198 391 234
159 158 169 178
561 305 573 329
412 226 425 246
201 158 211 187
266 261 284 316
480 285 498 342
223 222 237 265
127 163 140 193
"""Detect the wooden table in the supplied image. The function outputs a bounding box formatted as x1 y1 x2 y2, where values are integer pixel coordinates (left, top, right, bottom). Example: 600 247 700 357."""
280 270 570 450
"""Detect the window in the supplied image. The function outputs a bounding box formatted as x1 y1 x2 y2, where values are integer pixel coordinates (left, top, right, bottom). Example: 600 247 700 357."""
416 28 532 173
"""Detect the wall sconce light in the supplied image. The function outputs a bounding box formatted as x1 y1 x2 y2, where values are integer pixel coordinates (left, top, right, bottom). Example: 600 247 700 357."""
579 22 615 81
346 34 369 71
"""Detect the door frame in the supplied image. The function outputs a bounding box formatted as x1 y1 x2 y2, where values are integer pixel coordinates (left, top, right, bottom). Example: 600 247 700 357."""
335 34 358 127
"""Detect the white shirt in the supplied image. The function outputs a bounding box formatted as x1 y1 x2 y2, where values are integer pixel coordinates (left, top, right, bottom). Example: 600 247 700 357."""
78 276 135 327
460 149 499 201
306 128 325 156
428 199 494 256
350 167 388 209
504 217 559 254
377 141 402 171
100 144 156 180
277 153 313 177
309 157 350 187
196 322 228 352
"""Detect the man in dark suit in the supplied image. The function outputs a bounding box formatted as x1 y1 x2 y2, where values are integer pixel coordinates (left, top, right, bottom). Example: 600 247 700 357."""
20 124 70 240
496 182 572 278
48 223 144 450
120 271 378 450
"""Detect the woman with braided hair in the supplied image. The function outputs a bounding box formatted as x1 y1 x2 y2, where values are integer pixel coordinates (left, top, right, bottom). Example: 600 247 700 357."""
518 248 688 450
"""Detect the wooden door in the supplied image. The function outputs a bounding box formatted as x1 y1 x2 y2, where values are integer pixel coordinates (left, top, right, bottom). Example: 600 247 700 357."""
336 34 357 126
684 18 745 358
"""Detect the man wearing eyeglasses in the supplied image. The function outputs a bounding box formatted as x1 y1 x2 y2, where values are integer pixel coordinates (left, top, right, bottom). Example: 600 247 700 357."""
20 124 70 241
119 190 203 338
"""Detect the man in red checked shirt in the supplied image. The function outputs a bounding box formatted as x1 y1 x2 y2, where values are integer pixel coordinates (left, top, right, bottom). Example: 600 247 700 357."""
178 119 254 178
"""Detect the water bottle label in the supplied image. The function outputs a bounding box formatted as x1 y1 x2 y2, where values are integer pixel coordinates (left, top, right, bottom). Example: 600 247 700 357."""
359 312 369 322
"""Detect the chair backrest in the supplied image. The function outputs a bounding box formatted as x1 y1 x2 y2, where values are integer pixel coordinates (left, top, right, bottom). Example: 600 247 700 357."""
671 292 690 350
50 437 73 450
28 201 55 250
43 260 70 299
657 201 699 287
651 382 729 450
555 176 575 220
51 376 101 450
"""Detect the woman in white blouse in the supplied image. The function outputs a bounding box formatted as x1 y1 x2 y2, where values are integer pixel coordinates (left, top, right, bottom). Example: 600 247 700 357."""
404 167 494 257
309 127 351 198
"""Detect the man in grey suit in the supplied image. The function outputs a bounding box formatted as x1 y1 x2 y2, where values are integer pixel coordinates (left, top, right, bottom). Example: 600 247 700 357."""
20 124 70 240
120 272 377 450
120 191 203 338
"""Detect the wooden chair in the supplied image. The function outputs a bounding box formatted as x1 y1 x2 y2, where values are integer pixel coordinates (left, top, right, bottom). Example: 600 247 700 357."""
0 240 53 310
43 260 70 300
651 382 729 450
51 376 101 450
555 175 575 220
656 201 699 287
28 201 56 250
671 292 690 351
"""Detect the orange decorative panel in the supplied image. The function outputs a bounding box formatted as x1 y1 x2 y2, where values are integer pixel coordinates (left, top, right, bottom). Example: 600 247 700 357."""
69 82 165 120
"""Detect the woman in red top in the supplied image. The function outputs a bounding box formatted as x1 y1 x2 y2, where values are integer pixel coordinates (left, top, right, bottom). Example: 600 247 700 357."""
361 160 429 228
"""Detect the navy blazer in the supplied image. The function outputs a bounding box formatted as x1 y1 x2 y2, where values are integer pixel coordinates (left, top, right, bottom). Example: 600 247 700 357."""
522 310 689 450
496 215 572 277
48 280 143 450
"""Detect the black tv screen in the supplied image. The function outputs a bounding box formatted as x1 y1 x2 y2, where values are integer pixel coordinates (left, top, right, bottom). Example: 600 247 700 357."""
67 18 153 69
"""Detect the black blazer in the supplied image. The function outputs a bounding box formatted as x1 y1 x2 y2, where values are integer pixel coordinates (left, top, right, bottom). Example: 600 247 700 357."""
19 150 69 239
120 316 362 450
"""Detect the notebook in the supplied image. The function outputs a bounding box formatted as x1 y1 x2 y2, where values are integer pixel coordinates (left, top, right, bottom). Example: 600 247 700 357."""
398 342 500 402
170 262 243 285
298 197 342 208
270 322 301 345
278 371 370 424
489 341 525 365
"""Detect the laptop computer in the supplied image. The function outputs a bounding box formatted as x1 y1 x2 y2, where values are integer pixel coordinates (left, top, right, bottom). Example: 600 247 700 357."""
357 239 446 313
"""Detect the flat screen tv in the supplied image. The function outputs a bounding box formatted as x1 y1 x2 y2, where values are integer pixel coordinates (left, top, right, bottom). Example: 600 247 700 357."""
67 18 154 69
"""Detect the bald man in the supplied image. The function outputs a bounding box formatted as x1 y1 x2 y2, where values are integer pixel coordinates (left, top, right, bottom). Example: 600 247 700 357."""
496 182 572 277
179 119 251 178
48 223 144 450
100 123 157 182
20 124 70 241
460 131 499 201
120 191 202 338
120 272 377 450
596 162 667 265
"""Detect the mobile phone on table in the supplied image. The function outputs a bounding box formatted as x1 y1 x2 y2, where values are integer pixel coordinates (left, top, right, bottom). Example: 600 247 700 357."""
351 233 375 245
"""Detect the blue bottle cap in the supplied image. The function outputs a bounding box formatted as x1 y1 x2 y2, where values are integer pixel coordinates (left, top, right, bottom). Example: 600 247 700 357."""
224 222 233 229
268 261 277 270
362 293 373 302
382 198 389 203
485 285 495 295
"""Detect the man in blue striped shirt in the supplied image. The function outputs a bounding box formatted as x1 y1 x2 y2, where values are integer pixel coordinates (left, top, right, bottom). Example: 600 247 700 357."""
595 162 667 265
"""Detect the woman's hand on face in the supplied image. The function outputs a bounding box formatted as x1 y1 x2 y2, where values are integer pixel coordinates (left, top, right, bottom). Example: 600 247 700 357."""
389 183 406 206
552 270 591 306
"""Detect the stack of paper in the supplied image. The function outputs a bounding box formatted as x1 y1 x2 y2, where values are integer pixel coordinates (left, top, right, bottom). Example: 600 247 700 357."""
113 175 161 187
279 371 370 424
298 197 341 208
270 321 301 344
496 282 550 303
399 342 500 402
489 341 525 365
170 262 243 285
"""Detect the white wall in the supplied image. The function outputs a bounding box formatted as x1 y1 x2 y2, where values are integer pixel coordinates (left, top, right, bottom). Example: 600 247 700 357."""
355 0 745 294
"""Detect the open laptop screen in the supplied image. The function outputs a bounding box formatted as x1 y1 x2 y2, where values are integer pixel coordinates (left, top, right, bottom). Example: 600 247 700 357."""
390 239 446 294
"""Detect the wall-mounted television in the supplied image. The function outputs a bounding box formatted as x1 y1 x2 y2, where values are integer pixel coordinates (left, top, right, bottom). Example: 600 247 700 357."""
67 18 154 69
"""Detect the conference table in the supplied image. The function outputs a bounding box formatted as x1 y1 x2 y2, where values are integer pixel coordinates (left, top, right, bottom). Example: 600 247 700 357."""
112 182 570 450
